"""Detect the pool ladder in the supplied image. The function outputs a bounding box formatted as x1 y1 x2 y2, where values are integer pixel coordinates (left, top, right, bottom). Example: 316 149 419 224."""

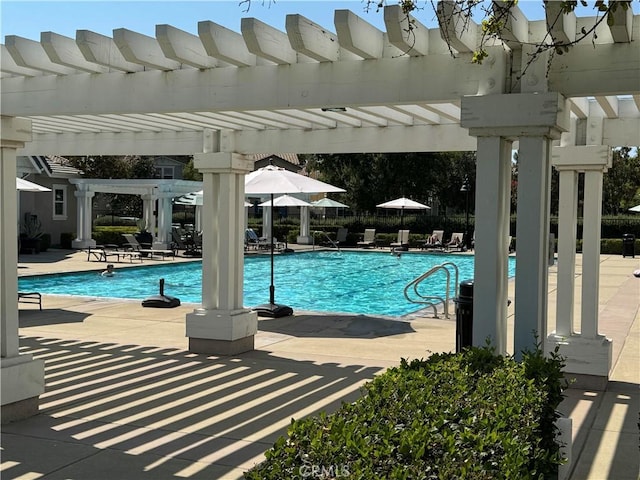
311 231 341 251
404 262 459 319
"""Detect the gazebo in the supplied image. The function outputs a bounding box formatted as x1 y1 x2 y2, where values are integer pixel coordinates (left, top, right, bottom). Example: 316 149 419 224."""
1 4 638 422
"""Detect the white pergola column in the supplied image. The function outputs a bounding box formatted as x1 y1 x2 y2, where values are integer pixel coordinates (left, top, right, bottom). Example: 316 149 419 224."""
1 117 45 422
186 152 257 355
471 136 513 353
547 146 612 388
462 93 570 356
71 185 96 249
154 191 173 248
514 135 553 356
141 193 157 237
553 167 579 337
262 204 272 241
297 205 312 244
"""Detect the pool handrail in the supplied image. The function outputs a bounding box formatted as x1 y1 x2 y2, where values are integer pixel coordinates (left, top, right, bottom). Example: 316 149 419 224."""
311 230 341 251
403 262 459 319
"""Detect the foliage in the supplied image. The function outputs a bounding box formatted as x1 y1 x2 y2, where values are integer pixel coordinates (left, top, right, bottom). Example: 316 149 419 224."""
245 344 567 479
364 0 633 72
182 157 203 181
306 152 476 214
60 232 74 249
20 216 43 239
93 226 137 246
603 147 640 215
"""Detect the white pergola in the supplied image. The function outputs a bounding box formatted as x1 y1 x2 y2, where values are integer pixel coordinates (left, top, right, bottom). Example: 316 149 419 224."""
1 3 639 421
68 178 203 249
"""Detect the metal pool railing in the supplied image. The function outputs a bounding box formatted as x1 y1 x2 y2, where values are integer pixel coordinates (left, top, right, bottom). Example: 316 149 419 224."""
403 262 459 318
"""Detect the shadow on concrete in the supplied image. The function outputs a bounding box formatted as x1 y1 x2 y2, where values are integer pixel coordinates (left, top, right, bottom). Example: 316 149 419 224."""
558 381 639 480
18 309 90 327
258 314 415 339
18 248 78 265
2 335 381 480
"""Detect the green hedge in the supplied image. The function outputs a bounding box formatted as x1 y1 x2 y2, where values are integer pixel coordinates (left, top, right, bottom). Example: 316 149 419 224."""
92 226 138 246
245 345 567 480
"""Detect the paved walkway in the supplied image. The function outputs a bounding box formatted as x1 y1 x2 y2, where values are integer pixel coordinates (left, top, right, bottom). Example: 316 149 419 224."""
2 248 638 479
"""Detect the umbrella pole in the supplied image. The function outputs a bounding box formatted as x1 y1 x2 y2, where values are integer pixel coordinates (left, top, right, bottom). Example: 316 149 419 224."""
269 193 275 305
252 193 293 318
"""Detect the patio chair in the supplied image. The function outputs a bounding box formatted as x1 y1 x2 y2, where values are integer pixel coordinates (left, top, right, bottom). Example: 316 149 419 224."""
390 229 410 251
121 233 175 260
172 228 202 257
245 228 267 251
357 229 377 248
18 292 42 310
422 230 444 250
446 232 464 252
323 228 348 248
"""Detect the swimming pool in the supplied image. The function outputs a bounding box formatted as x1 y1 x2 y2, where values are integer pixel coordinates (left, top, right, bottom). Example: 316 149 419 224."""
19 251 516 317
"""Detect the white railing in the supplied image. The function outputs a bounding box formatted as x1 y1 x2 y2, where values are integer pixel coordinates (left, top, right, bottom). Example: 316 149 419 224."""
404 262 459 318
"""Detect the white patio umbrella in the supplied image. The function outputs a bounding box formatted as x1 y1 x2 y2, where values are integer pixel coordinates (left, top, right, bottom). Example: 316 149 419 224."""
259 194 313 208
245 164 345 317
377 197 430 228
311 197 350 220
16 177 51 192
629 205 640 212
311 198 350 208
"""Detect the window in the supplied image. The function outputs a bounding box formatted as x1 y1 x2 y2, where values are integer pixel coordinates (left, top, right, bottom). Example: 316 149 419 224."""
52 184 67 220
155 166 175 179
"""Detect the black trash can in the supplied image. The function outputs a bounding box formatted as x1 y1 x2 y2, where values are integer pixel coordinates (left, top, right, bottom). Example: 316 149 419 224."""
622 234 635 258
454 279 474 353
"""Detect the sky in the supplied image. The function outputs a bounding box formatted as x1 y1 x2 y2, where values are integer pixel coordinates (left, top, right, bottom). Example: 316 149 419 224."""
1 0 619 42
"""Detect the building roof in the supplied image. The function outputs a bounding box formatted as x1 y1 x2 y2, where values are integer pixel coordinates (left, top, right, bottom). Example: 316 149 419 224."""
26 155 83 178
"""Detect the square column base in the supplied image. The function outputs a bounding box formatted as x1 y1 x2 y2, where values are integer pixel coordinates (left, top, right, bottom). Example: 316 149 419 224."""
189 336 255 356
186 308 257 355
297 235 313 245
546 333 612 390
1 396 39 424
1 356 45 422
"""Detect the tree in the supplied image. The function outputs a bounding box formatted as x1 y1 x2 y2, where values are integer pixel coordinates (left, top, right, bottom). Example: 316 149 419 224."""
602 147 640 214
306 152 476 213
182 157 203 181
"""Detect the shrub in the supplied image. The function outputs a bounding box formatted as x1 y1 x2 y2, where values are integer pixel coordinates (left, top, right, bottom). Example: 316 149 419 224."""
93 226 137 246
245 345 567 480
60 232 74 249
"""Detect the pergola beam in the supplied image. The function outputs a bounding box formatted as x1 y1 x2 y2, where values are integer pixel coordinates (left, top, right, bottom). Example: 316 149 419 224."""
76 30 144 72
384 4 430 55
113 28 182 70
241 18 299 65
156 24 219 69
41 31 109 73
334 9 385 59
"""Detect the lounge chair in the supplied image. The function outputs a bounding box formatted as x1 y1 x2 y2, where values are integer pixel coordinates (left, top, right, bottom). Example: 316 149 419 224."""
323 228 348 248
172 228 202 257
245 228 261 250
18 292 42 310
390 229 410 251
86 245 142 263
357 229 377 248
122 234 175 260
422 230 444 250
446 232 464 252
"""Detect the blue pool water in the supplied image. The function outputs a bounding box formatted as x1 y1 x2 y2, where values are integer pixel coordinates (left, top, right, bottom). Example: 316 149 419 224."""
19 251 516 317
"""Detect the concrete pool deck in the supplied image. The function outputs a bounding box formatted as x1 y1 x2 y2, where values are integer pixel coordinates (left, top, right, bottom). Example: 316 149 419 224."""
3 247 639 479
